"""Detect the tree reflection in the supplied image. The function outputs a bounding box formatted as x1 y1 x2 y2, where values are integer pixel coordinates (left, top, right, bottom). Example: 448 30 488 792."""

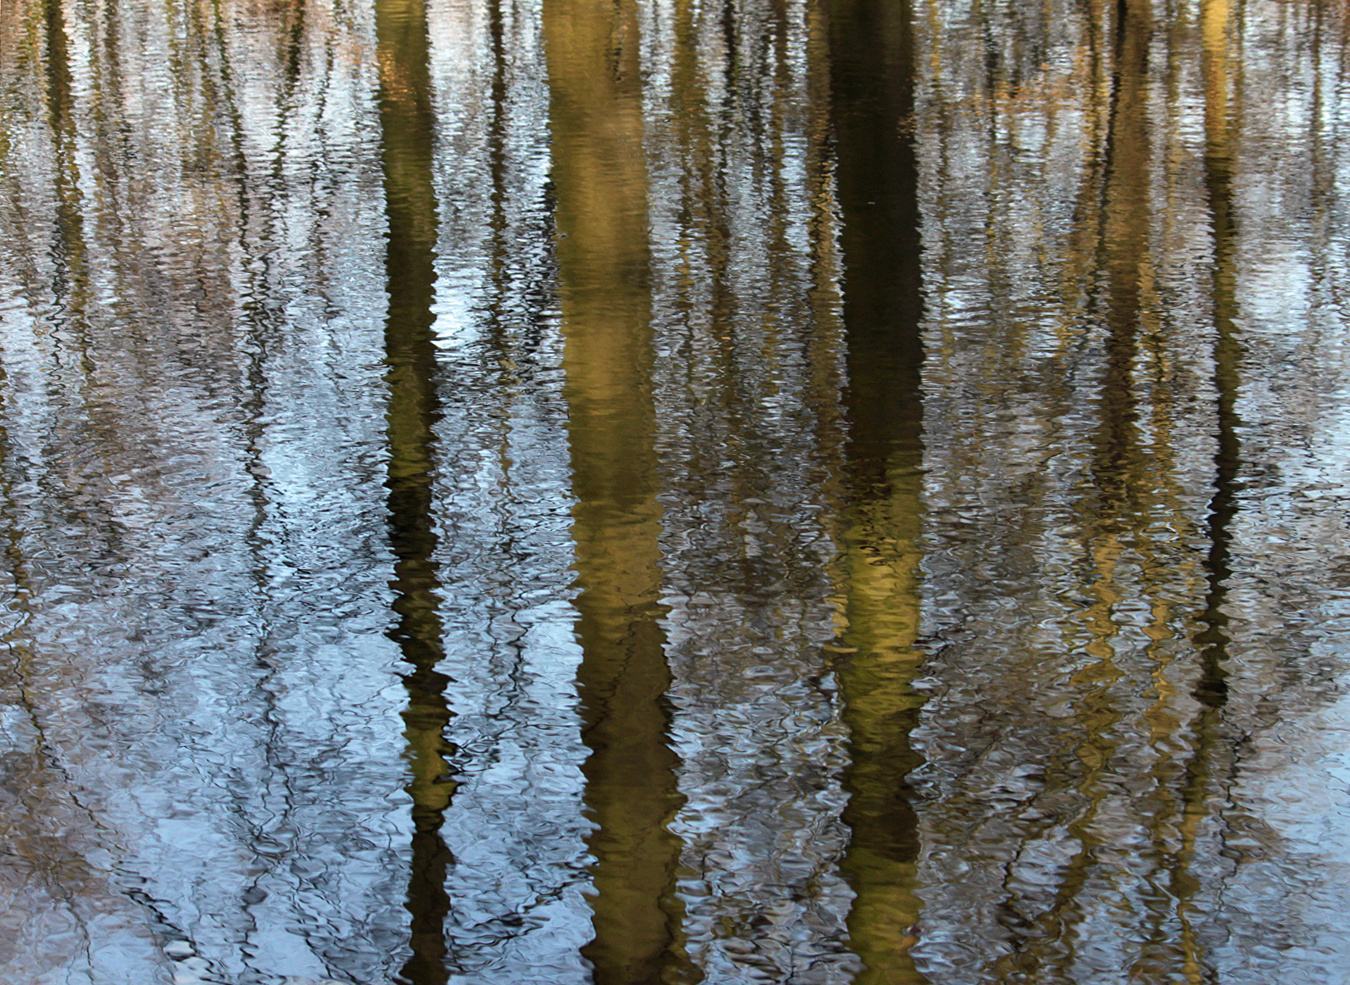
1 0 1349 980
826 0 928 978
377 0 455 979
544 0 694 979
1167 2 1244 978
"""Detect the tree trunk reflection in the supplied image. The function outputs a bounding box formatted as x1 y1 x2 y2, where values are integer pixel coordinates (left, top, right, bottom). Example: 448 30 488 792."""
544 0 693 979
377 0 455 979
828 0 928 978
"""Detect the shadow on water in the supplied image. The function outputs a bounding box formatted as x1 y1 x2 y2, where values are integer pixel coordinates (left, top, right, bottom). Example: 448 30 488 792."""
376 0 455 981
825 0 928 979
543 0 694 979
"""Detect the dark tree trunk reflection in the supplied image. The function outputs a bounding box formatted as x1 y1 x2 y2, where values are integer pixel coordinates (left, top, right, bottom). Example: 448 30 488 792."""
827 0 928 979
377 0 455 979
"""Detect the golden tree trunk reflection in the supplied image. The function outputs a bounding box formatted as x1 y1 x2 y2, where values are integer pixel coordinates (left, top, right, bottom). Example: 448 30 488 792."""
544 0 693 980
827 0 928 979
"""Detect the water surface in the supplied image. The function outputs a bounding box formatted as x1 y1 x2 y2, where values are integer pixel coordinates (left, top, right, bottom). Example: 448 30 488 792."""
2 0 1350 982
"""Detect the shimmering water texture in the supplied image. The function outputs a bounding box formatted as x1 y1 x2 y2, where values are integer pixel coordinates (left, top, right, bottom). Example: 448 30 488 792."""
2 0 1350 981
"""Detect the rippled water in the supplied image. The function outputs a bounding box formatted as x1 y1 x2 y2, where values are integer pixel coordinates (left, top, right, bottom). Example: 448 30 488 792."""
2 0 1350 981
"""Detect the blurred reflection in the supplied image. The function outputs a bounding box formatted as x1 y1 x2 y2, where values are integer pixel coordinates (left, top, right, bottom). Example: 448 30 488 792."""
2 0 1350 982
642 2 858 977
544 0 692 979
1195 0 1240 697
378 0 455 979
1165 0 1242 976
43 0 88 330
825 0 928 980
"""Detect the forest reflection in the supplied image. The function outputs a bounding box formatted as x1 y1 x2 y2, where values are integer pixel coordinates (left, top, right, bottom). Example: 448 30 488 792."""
3 0 1350 982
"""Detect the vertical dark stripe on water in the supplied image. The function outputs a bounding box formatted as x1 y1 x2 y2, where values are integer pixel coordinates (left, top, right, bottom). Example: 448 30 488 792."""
1091 1 1149 522
543 0 693 981
1195 0 1240 708
830 0 923 482
375 1 454 982
827 0 928 979
486 0 509 333
1169 5 1242 976
43 0 73 174
1091 0 1151 515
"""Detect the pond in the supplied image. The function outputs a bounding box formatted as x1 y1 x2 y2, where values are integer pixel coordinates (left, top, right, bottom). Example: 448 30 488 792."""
2 0 1350 982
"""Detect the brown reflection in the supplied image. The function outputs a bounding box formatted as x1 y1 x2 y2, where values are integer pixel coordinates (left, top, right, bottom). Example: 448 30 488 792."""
1194 0 1240 704
43 0 91 361
669 0 735 352
1061 0 1111 328
803 0 846 472
543 0 692 979
1004 2 1155 972
1092 0 1153 512
377 0 455 981
1170 1 1243 976
43 0 124 561
825 0 928 978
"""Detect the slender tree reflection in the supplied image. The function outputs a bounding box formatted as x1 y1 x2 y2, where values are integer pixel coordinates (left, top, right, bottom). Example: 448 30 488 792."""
44 0 86 328
1194 0 1240 709
1167 2 1243 978
1016 0 1154 970
544 0 693 980
377 0 455 980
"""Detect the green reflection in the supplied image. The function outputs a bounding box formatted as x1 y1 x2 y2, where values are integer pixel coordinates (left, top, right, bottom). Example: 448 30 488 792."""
376 0 454 981
827 0 928 979
544 0 693 980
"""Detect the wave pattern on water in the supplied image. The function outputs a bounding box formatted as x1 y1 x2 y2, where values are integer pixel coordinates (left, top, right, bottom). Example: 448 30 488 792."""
2 0 1350 982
